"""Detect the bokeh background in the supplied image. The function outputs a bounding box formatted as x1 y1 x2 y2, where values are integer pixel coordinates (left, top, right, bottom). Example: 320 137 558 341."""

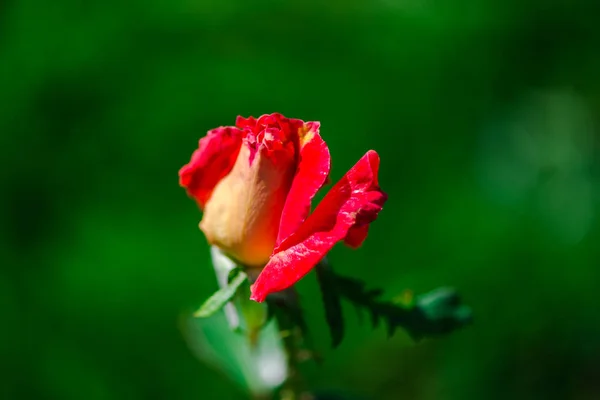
3 0 600 399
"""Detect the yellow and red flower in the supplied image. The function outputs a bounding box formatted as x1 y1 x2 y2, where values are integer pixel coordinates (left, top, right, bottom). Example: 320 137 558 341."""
179 113 387 302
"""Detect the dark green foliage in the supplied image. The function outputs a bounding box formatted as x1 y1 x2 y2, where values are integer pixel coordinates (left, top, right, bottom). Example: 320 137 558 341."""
316 261 345 347
317 261 472 346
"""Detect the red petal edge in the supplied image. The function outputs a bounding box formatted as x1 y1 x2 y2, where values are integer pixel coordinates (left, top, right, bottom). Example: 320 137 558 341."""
250 150 387 302
178 126 243 208
275 122 331 249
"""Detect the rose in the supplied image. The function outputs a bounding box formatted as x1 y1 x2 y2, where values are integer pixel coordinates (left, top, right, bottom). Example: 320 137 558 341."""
179 113 387 302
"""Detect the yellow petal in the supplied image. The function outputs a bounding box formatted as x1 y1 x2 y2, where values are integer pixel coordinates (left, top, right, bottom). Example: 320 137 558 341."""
200 141 296 266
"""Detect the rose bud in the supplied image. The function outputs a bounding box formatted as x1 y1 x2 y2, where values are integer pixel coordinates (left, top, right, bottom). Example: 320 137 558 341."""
179 113 387 302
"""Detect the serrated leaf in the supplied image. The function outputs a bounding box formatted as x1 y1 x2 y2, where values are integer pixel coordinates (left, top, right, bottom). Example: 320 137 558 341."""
316 263 344 348
194 270 248 318
318 265 472 344
369 309 380 329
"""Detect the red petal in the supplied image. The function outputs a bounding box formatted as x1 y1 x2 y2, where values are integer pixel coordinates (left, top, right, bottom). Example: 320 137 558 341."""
250 150 387 302
275 122 331 249
178 126 243 208
235 115 257 130
344 224 370 248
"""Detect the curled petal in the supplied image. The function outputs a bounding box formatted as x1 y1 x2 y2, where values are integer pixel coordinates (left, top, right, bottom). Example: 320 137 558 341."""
344 224 370 248
275 122 331 249
251 150 387 302
179 126 243 208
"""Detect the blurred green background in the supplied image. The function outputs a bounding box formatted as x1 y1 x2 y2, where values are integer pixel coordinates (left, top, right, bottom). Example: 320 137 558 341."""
2 0 600 398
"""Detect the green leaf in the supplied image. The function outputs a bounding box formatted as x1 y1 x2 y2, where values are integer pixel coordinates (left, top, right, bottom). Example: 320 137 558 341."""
316 261 344 348
408 287 473 340
194 270 248 318
315 261 473 346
